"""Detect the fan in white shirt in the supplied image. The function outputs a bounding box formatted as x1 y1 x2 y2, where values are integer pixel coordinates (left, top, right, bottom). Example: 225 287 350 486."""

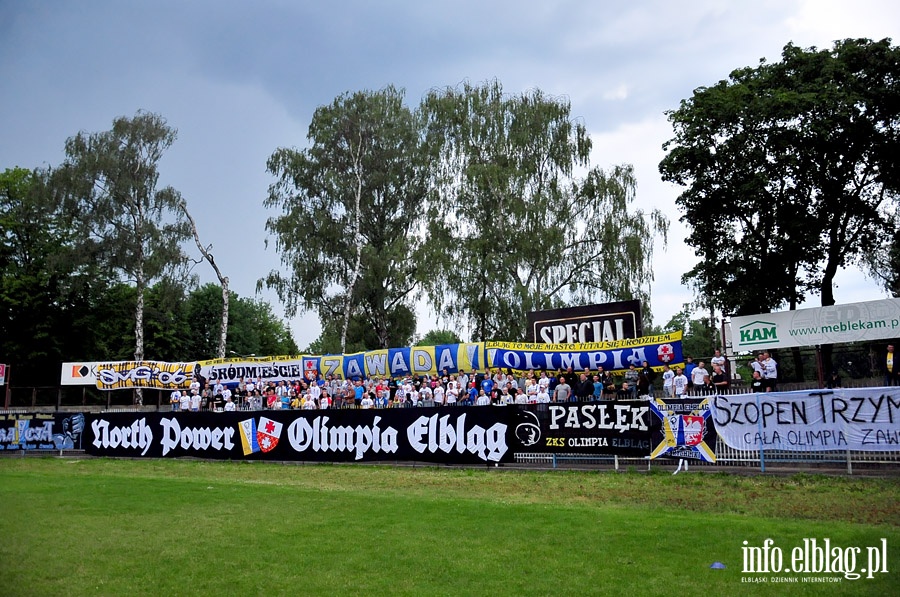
433 385 445 406
538 373 550 392
673 369 689 396
690 362 709 387
661 366 675 397
710 350 726 372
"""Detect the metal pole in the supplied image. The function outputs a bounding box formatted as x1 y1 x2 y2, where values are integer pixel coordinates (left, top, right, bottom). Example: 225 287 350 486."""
755 391 766 473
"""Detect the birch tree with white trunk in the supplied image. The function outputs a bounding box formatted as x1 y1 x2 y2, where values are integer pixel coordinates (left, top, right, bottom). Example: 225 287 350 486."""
262 86 426 352
56 111 190 397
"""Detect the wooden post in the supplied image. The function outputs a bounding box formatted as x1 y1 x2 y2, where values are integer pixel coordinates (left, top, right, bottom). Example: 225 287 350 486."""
815 345 825 388
3 365 10 408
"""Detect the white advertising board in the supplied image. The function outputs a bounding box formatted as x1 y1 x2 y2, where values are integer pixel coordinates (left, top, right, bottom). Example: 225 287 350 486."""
731 298 900 351
60 362 101 386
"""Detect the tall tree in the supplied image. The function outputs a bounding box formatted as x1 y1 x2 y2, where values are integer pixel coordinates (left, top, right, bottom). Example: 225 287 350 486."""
0 166 116 384
181 199 230 358
263 86 425 351
661 38 900 318
185 283 299 358
55 111 191 364
420 80 667 341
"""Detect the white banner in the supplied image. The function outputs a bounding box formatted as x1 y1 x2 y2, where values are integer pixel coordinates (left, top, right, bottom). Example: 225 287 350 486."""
730 298 900 351
710 388 900 452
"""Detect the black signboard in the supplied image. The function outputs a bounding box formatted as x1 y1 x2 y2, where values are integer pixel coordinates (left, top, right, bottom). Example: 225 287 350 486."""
511 401 657 456
526 300 643 343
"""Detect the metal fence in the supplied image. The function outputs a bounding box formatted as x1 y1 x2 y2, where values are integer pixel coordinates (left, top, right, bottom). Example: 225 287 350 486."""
513 441 900 474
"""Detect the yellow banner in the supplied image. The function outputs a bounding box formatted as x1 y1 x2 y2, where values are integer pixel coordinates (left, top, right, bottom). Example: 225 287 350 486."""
96 361 195 391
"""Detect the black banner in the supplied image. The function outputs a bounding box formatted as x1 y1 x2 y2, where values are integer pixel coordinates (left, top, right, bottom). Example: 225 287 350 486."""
0 412 85 451
11 401 719 462
84 407 515 464
511 402 657 456
526 300 643 343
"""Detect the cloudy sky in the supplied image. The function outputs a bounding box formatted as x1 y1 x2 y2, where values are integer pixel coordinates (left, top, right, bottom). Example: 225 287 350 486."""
1 0 897 350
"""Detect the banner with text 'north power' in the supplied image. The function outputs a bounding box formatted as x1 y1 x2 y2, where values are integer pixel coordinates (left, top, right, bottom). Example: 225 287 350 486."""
84 407 515 464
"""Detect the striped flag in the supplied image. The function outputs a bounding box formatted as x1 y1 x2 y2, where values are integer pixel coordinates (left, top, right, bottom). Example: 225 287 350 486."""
238 419 259 456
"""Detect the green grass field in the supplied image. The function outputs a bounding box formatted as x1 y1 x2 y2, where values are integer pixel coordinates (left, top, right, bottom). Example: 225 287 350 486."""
1 458 898 596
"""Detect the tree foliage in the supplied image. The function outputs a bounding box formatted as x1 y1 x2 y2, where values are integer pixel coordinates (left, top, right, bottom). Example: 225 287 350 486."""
305 305 416 355
224 293 299 358
415 329 463 346
660 38 900 316
1 141 296 388
662 305 718 360
0 167 108 371
865 222 900 297
263 87 425 351
0 167 59 363
420 80 668 341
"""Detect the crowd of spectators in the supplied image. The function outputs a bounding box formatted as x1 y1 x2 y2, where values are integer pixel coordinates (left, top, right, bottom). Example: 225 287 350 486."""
167 349 768 412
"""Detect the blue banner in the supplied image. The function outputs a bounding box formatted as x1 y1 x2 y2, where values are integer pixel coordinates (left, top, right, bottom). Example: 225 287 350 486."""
485 332 682 373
